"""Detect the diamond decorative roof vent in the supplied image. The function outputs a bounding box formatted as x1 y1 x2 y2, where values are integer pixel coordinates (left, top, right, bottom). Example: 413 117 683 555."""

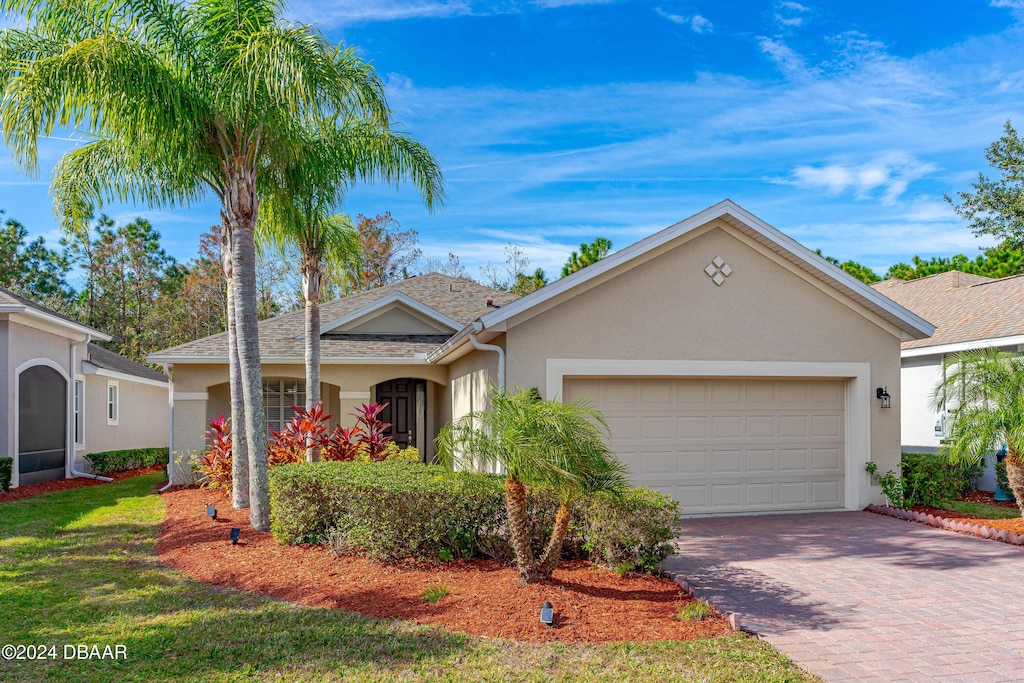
704 256 732 286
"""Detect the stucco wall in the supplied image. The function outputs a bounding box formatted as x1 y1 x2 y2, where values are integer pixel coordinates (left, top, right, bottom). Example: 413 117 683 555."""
900 356 943 451
170 361 449 478
502 223 904 506
79 374 169 461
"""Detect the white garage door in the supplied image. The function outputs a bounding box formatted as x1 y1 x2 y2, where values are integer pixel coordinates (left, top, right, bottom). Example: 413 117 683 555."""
564 378 845 514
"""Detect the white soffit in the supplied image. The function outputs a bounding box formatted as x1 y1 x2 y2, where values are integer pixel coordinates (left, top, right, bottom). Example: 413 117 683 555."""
317 291 461 336
475 199 935 340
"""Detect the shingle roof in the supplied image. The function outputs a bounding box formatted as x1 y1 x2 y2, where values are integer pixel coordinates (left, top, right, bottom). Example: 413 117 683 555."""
85 343 168 383
150 273 518 361
870 271 1024 350
0 287 108 337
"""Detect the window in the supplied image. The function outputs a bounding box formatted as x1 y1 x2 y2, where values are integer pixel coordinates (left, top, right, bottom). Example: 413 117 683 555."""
74 379 85 444
107 380 119 425
261 379 305 433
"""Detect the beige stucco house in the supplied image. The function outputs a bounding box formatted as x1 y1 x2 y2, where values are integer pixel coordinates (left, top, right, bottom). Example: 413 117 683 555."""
1 289 169 487
151 200 934 514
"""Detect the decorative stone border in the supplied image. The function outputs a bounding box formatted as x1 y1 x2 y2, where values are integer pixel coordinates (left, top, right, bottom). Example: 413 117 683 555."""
865 504 1024 547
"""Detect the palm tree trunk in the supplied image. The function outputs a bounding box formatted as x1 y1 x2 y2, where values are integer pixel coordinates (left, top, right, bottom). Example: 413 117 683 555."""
1006 452 1024 519
505 477 542 584
224 170 269 531
537 502 571 578
222 229 249 509
303 259 321 462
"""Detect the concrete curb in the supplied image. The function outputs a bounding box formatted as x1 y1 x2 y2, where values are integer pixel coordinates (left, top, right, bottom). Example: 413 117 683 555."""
864 503 1024 547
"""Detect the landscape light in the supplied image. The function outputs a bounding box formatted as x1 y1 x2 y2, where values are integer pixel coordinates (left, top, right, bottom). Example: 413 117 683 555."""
230 528 241 545
206 504 217 519
540 601 554 626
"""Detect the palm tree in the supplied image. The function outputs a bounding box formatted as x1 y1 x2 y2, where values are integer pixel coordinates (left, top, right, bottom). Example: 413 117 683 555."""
436 387 627 584
258 122 443 461
936 348 1024 519
0 0 441 530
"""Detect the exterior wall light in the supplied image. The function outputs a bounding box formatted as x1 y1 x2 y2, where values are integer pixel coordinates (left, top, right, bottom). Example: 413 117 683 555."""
206 504 217 519
540 601 554 626
230 528 241 545
876 387 891 409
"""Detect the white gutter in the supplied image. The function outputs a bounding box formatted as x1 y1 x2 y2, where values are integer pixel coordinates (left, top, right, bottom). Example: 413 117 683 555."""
469 321 505 390
68 335 113 483
159 363 174 493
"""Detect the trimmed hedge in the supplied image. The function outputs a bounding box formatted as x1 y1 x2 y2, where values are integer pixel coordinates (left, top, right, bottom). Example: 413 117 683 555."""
0 457 11 492
85 447 169 476
269 461 681 572
901 452 984 507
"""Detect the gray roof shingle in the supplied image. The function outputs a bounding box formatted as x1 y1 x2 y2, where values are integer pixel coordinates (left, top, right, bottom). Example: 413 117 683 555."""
871 271 1024 350
151 273 518 360
86 343 168 383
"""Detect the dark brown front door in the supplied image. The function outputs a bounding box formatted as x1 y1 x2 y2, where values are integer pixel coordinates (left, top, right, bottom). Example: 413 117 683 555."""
376 379 419 449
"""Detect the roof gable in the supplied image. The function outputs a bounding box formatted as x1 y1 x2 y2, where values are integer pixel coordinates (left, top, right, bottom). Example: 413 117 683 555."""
475 200 934 340
149 273 517 362
319 292 460 336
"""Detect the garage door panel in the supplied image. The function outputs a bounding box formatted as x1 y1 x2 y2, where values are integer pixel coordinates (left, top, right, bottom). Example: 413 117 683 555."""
566 377 845 514
745 415 776 438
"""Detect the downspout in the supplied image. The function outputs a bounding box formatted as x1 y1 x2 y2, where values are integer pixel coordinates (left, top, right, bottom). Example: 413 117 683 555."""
158 363 174 493
69 335 113 482
469 321 505 390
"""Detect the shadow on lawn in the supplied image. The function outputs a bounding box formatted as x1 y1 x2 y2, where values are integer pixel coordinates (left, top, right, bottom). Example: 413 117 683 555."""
0 479 468 683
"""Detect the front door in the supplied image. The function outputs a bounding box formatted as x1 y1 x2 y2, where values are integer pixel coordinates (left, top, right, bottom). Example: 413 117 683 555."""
18 365 68 486
375 379 423 450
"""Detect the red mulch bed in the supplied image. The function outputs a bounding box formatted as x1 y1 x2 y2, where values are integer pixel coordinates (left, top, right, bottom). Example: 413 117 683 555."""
155 485 731 643
0 465 165 503
908 490 1024 534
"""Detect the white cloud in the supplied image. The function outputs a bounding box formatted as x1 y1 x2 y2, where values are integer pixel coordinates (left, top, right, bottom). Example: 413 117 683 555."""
787 154 937 205
286 0 473 25
775 0 810 27
655 8 713 33
757 37 808 76
990 0 1024 8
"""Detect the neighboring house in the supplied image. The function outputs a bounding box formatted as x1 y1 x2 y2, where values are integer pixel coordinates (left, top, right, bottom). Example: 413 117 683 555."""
150 200 933 514
871 270 1024 491
1 288 169 488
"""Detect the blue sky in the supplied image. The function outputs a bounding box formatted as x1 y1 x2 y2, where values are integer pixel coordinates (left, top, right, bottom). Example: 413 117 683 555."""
2 0 1024 282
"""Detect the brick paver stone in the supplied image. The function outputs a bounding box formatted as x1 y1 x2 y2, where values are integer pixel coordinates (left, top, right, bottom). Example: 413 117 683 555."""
662 511 1024 683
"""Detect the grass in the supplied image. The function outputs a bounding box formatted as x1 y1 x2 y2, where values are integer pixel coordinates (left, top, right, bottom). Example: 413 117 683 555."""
942 500 1022 520
0 473 817 682
677 600 716 622
421 584 451 604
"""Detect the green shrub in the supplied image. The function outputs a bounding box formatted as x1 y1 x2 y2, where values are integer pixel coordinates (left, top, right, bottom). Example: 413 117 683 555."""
421 583 450 603
269 461 680 572
900 452 983 507
0 457 12 492
84 447 169 476
581 487 682 573
677 600 715 622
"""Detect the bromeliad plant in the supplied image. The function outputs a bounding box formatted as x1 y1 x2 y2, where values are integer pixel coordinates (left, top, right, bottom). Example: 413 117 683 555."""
936 349 1024 520
435 386 628 584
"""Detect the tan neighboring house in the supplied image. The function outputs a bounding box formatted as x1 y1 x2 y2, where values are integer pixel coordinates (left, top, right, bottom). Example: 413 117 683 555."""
871 271 1024 491
1 288 169 488
151 200 933 514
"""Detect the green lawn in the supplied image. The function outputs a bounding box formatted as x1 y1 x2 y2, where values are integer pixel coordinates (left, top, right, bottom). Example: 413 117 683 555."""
943 499 1022 520
0 474 815 682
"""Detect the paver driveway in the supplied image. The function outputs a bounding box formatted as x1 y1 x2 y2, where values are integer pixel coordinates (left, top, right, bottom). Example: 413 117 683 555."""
662 511 1024 683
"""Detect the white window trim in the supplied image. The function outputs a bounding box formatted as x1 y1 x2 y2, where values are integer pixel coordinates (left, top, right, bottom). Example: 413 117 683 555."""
74 376 86 447
107 380 119 426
